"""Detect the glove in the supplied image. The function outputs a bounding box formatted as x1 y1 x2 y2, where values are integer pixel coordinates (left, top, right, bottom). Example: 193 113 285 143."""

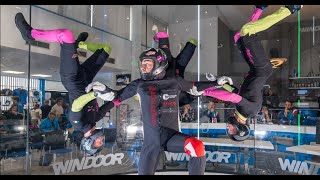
95 91 115 101
217 76 233 86
153 32 169 43
85 81 107 93
187 86 204 96
206 72 217 82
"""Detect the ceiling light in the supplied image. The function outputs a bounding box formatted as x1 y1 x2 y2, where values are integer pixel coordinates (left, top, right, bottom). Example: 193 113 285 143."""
276 39 280 42
16 6 21 9
205 11 208 14
126 17 130 20
31 74 52 78
2 70 24 74
176 20 182 23
104 14 107 17
209 23 212 26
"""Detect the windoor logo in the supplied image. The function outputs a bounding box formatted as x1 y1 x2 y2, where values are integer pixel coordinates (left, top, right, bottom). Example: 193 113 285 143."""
165 151 231 163
300 25 320 33
278 158 320 175
51 153 124 175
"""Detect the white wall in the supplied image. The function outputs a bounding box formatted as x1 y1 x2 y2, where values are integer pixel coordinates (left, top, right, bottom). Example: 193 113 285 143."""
1 5 132 72
45 80 67 92
141 11 168 48
169 16 218 76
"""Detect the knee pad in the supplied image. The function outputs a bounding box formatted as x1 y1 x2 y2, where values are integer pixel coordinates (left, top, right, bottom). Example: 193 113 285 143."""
56 29 75 44
184 137 205 157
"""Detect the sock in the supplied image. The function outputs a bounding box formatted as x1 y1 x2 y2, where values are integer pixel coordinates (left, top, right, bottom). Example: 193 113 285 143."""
234 8 263 43
78 41 112 54
31 29 75 44
188 38 198 46
240 7 291 37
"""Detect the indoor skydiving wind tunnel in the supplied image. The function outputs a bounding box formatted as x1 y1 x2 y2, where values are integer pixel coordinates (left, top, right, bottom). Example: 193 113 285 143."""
0 5 319 175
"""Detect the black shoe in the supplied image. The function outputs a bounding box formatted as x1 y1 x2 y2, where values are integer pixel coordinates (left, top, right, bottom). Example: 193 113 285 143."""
15 13 35 41
285 5 302 14
255 5 269 11
75 32 88 48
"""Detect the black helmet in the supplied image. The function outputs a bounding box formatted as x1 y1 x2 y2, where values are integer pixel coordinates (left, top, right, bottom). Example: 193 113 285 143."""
225 117 250 141
139 48 168 80
80 129 104 156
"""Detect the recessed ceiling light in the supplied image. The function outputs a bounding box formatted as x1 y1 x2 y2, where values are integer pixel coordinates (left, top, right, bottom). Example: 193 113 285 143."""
209 23 212 26
16 7 21 10
205 11 208 14
31 74 52 78
2 70 24 74
104 14 107 17
126 17 130 20
176 20 182 23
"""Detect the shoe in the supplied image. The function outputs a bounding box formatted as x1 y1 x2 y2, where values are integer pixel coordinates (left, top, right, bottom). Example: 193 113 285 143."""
15 13 34 41
255 5 269 11
285 5 303 14
75 32 88 48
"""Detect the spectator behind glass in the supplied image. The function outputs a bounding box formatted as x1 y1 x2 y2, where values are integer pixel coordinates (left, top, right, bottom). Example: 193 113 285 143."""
6 103 23 120
180 104 196 122
62 103 69 117
41 99 52 119
278 100 295 125
263 88 280 108
30 103 42 126
11 96 23 113
256 106 272 124
40 112 60 132
51 98 64 119
202 101 220 123
58 114 73 131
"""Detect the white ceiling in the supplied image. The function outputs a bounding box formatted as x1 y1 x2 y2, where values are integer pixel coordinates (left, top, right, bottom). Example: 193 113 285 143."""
1 5 319 83
146 5 320 31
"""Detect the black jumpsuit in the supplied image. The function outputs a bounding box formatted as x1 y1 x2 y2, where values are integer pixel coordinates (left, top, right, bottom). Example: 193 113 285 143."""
59 43 113 133
158 36 197 107
116 71 218 175
234 34 273 119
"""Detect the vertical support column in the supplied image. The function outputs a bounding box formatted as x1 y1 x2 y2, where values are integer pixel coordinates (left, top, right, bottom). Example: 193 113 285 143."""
39 79 45 106
297 11 301 146
130 5 142 81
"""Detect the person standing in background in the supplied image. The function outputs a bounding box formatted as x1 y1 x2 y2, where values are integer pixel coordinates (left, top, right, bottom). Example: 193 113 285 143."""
30 103 42 126
180 104 196 122
51 98 64 119
11 96 24 114
41 99 52 119
201 101 220 123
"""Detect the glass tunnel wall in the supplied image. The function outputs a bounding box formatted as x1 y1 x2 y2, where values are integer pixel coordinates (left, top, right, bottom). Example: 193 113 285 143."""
0 5 319 175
